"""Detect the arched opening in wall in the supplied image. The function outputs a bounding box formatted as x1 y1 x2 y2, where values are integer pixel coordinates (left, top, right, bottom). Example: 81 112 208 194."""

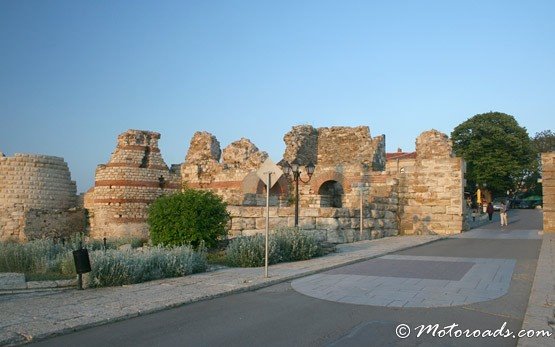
318 180 343 208
241 172 289 206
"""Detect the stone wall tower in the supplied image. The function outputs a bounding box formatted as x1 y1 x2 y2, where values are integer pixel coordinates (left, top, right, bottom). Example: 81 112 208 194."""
0 153 83 241
85 130 181 239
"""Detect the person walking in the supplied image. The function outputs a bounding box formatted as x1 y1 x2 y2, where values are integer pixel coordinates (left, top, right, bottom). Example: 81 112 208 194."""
500 201 509 226
486 202 494 221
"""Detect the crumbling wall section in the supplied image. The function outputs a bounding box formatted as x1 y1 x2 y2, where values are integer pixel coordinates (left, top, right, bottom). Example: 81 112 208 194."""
225 125 396 242
181 132 286 206
542 152 555 232
85 130 181 239
0 153 83 241
282 125 386 169
393 130 466 235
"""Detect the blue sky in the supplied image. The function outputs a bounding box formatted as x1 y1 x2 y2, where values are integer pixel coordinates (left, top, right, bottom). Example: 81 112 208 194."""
1 1 554 192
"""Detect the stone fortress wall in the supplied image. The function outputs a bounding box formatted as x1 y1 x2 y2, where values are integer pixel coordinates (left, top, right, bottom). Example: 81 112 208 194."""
84 130 181 239
1 125 469 243
177 125 467 243
542 152 555 232
393 130 466 234
0 153 85 241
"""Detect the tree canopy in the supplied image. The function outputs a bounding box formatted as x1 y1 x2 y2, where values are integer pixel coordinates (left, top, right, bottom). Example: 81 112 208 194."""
532 130 555 153
451 112 536 196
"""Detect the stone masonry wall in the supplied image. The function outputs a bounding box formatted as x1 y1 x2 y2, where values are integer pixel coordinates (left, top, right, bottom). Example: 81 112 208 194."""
542 152 555 232
391 130 466 235
283 125 386 170
0 153 83 241
84 125 465 242
85 130 181 239
181 132 283 206
223 125 396 241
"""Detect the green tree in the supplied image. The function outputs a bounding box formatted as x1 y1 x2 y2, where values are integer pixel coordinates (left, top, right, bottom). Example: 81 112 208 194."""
532 130 555 153
525 130 555 196
148 189 230 248
451 112 536 196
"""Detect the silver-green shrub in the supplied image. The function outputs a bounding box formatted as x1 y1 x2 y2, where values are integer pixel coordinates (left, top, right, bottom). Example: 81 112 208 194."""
225 228 322 267
0 239 74 275
0 236 197 284
88 245 207 287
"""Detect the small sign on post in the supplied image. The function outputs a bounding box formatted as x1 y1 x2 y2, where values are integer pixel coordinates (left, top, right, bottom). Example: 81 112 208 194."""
256 158 283 278
354 182 370 241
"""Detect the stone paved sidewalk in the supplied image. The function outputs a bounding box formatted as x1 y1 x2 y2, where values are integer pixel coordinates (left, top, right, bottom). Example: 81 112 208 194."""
518 232 555 347
0 235 441 346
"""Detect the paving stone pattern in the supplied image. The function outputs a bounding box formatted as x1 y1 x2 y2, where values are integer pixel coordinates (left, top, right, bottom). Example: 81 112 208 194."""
292 255 515 308
325 258 475 281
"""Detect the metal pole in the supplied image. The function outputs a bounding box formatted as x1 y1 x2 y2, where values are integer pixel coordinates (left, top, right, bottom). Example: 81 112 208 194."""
78 241 83 290
294 176 299 227
360 187 363 240
265 172 272 278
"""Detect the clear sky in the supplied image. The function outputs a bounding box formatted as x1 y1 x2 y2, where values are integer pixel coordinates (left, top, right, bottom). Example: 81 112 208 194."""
1 1 554 192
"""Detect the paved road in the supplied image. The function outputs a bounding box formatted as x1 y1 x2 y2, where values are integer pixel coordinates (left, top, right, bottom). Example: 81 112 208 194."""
32 209 543 346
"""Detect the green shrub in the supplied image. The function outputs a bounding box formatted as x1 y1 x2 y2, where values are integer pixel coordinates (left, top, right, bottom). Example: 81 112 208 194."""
88 245 207 287
148 189 230 248
225 228 322 267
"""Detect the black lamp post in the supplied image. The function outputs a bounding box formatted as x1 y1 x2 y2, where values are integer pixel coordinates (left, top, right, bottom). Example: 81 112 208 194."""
283 159 315 227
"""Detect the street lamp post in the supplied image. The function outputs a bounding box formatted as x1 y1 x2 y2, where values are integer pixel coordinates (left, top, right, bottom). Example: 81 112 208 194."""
283 159 315 227
475 182 487 213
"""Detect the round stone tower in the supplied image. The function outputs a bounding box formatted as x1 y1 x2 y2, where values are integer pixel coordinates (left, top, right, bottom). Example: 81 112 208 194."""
85 130 181 239
0 153 80 241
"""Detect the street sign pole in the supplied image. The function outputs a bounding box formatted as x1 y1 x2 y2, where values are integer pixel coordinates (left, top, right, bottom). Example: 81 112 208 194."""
256 158 284 279
360 186 363 240
265 171 272 278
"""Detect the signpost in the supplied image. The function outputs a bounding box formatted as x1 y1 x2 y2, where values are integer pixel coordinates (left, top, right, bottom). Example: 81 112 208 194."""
256 158 283 278
355 182 370 240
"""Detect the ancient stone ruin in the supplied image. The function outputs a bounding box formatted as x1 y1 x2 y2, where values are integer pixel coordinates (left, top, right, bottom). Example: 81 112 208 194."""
0 153 84 241
84 130 181 239
1 125 470 243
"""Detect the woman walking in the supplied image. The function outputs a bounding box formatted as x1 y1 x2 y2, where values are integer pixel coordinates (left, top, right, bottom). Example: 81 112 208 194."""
500 201 509 226
486 202 494 221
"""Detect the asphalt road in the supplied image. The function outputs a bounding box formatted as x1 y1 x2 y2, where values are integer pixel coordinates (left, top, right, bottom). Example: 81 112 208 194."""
32 209 543 347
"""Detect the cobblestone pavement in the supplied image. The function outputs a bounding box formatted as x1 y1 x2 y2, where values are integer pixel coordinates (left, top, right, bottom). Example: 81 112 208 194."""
0 235 440 346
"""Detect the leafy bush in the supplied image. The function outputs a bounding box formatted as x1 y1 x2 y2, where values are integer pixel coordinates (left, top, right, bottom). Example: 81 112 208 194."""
148 189 230 248
225 228 322 267
88 245 207 287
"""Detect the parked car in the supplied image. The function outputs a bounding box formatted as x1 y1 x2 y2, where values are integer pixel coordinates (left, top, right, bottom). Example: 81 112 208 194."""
516 200 532 209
